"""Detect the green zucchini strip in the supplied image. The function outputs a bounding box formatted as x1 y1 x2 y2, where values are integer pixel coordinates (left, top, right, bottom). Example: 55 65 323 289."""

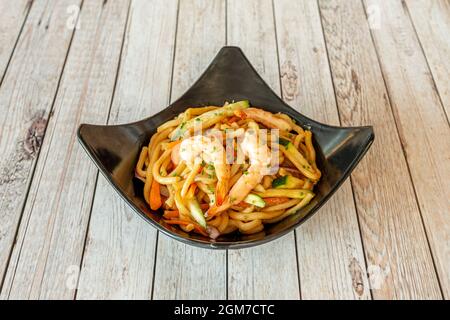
255 189 314 199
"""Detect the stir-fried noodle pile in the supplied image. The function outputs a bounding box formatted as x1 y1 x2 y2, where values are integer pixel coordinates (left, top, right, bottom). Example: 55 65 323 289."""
135 101 321 238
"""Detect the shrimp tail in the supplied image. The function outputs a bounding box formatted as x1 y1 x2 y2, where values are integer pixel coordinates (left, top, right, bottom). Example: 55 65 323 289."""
215 179 229 206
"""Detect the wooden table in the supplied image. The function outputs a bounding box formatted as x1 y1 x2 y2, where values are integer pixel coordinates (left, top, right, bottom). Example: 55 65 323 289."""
0 0 448 300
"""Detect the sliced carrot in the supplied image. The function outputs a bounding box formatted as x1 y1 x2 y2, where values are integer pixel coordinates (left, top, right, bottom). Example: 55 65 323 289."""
193 226 209 237
163 210 179 219
236 201 250 208
149 180 162 210
264 197 290 206
163 219 208 236
227 116 240 124
163 203 210 219
164 219 191 225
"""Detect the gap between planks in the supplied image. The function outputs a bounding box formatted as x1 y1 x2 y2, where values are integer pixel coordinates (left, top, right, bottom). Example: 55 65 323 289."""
360 0 447 298
75 0 179 300
315 0 374 300
0 0 85 296
318 0 443 299
2 0 131 299
74 0 133 300
0 0 34 89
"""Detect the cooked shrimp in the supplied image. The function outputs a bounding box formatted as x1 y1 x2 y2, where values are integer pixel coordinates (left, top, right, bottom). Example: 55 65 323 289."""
228 129 272 201
207 127 273 216
171 129 224 166
234 108 292 131
178 135 230 205
171 142 181 165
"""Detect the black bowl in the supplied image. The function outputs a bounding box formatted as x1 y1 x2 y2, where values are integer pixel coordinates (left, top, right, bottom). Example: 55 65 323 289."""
77 46 374 249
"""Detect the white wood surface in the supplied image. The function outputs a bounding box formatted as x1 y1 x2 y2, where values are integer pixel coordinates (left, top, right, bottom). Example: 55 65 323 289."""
151 0 227 300
318 0 442 299
0 0 31 81
406 0 450 118
0 0 81 297
1 0 130 299
76 0 178 300
363 0 450 299
227 0 300 300
0 0 448 300
274 0 370 300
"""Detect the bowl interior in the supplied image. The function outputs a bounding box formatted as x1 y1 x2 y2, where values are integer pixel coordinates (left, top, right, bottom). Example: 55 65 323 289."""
78 46 374 249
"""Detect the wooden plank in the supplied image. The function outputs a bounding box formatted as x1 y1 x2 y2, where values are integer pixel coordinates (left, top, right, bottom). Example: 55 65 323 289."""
1 0 130 299
406 0 450 118
227 0 300 300
318 0 442 299
273 0 371 300
0 0 31 83
363 0 450 299
0 0 81 294
151 0 227 300
76 0 178 300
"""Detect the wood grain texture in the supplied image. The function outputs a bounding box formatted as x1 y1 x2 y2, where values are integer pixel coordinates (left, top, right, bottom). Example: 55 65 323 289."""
1 0 130 299
363 0 449 298
76 0 178 300
0 0 446 300
318 0 441 299
0 0 31 83
227 0 298 300
0 0 81 294
274 0 370 300
151 0 227 300
406 0 450 118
